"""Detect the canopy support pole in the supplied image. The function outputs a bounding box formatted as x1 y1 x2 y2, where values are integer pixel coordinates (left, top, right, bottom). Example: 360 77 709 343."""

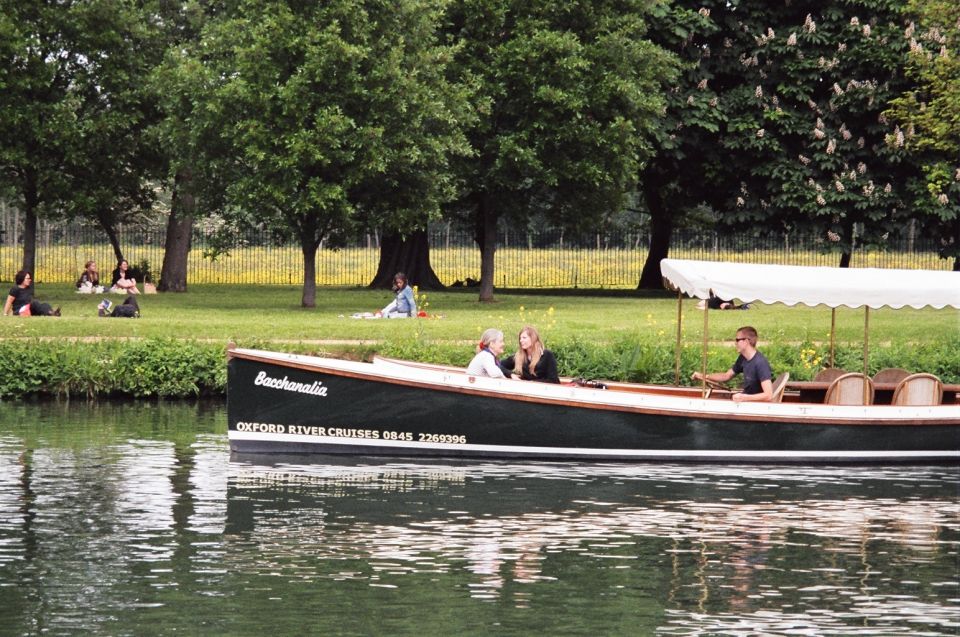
863 307 870 404
829 308 837 368
674 290 683 386
700 303 709 398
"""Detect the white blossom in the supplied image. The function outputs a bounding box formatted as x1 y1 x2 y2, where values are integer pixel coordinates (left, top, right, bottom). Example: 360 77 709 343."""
709 97 718 107
804 14 816 33
884 183 892 193
938 193 949 205
894 127 905 147
837 42 847 52
755 85 763 98
814 128 826 139
799 154 811 165
687 95 695 105
857 137 865 148
757 129 765 138
857 162 867 174
954 168 960 181
835 180 845 192
699 7 710 17
826 139 836 154
850 17 860 27
833 83 844 96
737 196 745 207
840 125 852 141
787 33 798 46
905 22 915 39
818 194 827 206
863 24 871 37
697 78 708 90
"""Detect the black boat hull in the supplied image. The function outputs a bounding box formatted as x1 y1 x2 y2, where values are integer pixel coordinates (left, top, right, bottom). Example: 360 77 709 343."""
227 352 960 463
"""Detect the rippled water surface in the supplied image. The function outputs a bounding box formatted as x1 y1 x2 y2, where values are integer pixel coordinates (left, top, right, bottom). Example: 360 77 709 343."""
0 402 957 636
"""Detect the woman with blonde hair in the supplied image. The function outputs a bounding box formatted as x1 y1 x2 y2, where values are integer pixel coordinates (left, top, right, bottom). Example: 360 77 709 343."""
501 326 560 383
466 328 507 378
76 260 103 293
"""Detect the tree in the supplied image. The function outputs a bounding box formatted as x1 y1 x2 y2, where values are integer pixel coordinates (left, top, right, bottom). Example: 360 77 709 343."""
884 0 960 269
715 1 914 266
0 0 164 275
444 0 675 301
204 0 468 306
0 0 82 274
636 4 725 289
149 1 230 292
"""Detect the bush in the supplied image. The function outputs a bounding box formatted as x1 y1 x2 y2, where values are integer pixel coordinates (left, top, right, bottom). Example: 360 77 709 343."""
0 339 227 400
0 334 955 400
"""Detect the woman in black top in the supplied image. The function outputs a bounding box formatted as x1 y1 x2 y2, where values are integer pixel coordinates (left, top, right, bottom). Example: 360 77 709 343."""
500 325 560 383
110 259 140 294
3 271 59 316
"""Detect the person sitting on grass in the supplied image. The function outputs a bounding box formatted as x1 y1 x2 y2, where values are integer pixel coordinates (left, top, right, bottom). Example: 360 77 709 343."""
375 272 416 318
500 325 560 383
3 271 60 316
76 260 103 293
466 328 508 378
110 259 140 294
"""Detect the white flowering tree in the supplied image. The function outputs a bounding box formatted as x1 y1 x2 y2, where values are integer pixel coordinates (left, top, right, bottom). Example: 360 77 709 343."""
714 1 917 266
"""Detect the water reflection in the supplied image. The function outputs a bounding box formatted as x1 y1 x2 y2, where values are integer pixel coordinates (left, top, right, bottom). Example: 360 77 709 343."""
0 403 957 636
228 457 960 633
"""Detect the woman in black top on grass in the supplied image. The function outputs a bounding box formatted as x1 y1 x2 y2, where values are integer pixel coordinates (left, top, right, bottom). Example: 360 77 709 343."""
3 271 59 316
500 325 560 383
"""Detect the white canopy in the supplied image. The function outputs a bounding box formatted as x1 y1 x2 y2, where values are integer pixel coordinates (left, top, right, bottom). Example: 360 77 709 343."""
660 259 960 310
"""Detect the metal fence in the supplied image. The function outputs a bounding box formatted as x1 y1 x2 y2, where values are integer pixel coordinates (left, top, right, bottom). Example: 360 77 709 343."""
0 221 952 288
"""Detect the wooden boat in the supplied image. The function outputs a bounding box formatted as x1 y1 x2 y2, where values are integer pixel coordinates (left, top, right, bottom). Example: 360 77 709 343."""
227 260 960 463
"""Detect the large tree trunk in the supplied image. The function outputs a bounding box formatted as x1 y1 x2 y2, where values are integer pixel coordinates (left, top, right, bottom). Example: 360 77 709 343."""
369 229 444 290
158 168 195 292
637 170 672 289
300 237 319 308
20 173 38 276
475 194 498 302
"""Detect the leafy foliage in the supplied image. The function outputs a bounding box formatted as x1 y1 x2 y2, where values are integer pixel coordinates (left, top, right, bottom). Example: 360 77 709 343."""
0 339 226 399
443 0 677 300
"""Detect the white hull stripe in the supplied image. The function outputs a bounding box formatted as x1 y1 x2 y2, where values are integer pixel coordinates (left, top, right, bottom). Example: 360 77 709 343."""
229 431 958 460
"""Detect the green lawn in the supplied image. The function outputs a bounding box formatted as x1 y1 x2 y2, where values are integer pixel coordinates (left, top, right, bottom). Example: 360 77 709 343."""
3 283 957 348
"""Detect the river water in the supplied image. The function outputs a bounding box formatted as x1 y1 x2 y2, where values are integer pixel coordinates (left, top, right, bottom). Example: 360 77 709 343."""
0 402 957 636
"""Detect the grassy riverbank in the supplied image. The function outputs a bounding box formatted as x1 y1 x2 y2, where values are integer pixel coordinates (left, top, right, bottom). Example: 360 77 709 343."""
1 283 957 398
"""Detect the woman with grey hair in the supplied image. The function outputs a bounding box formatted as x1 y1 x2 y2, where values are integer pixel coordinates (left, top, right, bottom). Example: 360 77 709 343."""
466 328 507 378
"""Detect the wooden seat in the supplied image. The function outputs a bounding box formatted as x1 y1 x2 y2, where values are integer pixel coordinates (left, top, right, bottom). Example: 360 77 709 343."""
891 373 943 406
813 368 847 383
824 373 875 405
771 372 790 403
872 367 910 384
